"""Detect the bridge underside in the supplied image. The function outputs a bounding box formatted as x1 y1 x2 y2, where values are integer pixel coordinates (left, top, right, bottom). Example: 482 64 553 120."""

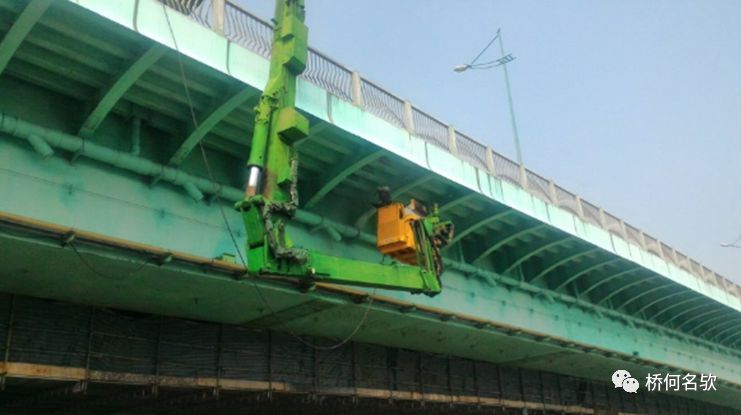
0 293 734 415
0 0 739 412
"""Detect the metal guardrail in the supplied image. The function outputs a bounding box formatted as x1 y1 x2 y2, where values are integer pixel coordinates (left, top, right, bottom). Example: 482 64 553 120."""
160 0 738 299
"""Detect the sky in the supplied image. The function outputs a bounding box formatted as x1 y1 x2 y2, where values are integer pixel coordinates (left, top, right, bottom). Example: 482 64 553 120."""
237 0 741 281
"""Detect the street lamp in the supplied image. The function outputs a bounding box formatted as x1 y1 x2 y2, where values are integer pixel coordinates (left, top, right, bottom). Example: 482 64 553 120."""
454 29 523 165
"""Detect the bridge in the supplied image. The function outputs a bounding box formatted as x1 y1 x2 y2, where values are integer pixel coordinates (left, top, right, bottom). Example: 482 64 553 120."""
0 0 739 413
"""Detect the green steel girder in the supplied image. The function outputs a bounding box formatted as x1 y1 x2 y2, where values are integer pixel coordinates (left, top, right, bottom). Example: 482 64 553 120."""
634 290 694 315
501 235 573 276
614 282 675 311
691 310 741 336
552 257 622 291
302 148 385 209
527 246 600 285
579 265 642 298
168 86 259 166
654 298 719 327
594 275 657 306
444 209 515 249
353 173 432 228
726 331 741 346
0 0 52 76
78 43 167 137
711 321 741 343
471 223 549 264
678 308 733 333
652 297 709 324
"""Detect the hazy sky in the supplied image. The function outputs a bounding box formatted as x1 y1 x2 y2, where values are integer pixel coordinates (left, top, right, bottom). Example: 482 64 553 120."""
238 0 740 281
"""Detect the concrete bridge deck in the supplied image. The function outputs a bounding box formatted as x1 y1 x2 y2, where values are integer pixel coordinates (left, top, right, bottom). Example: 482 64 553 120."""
0 0 739 411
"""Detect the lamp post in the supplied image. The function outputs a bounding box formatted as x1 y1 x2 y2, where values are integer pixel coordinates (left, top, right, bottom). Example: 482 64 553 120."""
454 29 523 166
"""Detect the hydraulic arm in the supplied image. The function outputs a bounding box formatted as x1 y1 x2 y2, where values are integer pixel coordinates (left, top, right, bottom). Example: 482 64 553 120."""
236 0 453 295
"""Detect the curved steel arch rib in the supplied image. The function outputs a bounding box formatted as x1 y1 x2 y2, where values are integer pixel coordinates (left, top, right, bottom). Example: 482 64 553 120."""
552 257 623 292
711 321 741 343
470 223 549 264
648 296 704 322
614 282 675 311
445 209 515 249
634 290 694 315
79 44 167 137
595 275 658 306
579 266 643 298
303 149 385 209
676 307 732 333
500 235 573 276
528 247 600 285
656 300 715 327
691 310 741 337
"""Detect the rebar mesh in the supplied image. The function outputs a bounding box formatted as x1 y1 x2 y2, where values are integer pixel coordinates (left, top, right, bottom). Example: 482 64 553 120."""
412 108 448 149
360 79 405 128
525 170 552 203
456 131 488 171
491 151 521 186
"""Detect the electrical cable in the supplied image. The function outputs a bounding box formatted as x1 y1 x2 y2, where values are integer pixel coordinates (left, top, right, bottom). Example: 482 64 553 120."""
161 4 375 351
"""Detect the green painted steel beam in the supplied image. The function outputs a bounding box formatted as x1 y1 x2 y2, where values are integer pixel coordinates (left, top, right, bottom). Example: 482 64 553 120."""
661 302 720 327
528 247 600 285
0 0 52 76
691 310 740 337
680 308 735 333
634 290 694 315
581 266 641 296
552 257 622 291
580 265 642 298
725 330 741 346
303 149 384 209
501 236 572 276
711 321 741 343
471 223 548 264
595 275 657 306
614 282 674 311
445 210 515 249
168 87 259 165
78 44 167 137
650 296 706 323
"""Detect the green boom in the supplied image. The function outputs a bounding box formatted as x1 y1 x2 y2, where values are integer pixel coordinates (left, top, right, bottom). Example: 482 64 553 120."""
235 0 443 295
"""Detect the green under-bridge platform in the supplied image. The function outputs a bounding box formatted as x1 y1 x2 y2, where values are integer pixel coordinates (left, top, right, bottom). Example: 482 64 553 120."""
0 0 739 411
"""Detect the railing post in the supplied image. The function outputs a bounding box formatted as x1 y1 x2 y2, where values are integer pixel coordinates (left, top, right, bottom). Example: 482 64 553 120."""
574 196 585 219
597 208 606 228
447 125 458 156
351 71 363 107
485 147 496 176
518 165 528 189
618 219 628 239
547 180 557 204
403 101 415 134
212 0 225 35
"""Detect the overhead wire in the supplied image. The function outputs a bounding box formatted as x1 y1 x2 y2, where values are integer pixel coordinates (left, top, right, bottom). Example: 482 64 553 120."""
161 4 376 351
